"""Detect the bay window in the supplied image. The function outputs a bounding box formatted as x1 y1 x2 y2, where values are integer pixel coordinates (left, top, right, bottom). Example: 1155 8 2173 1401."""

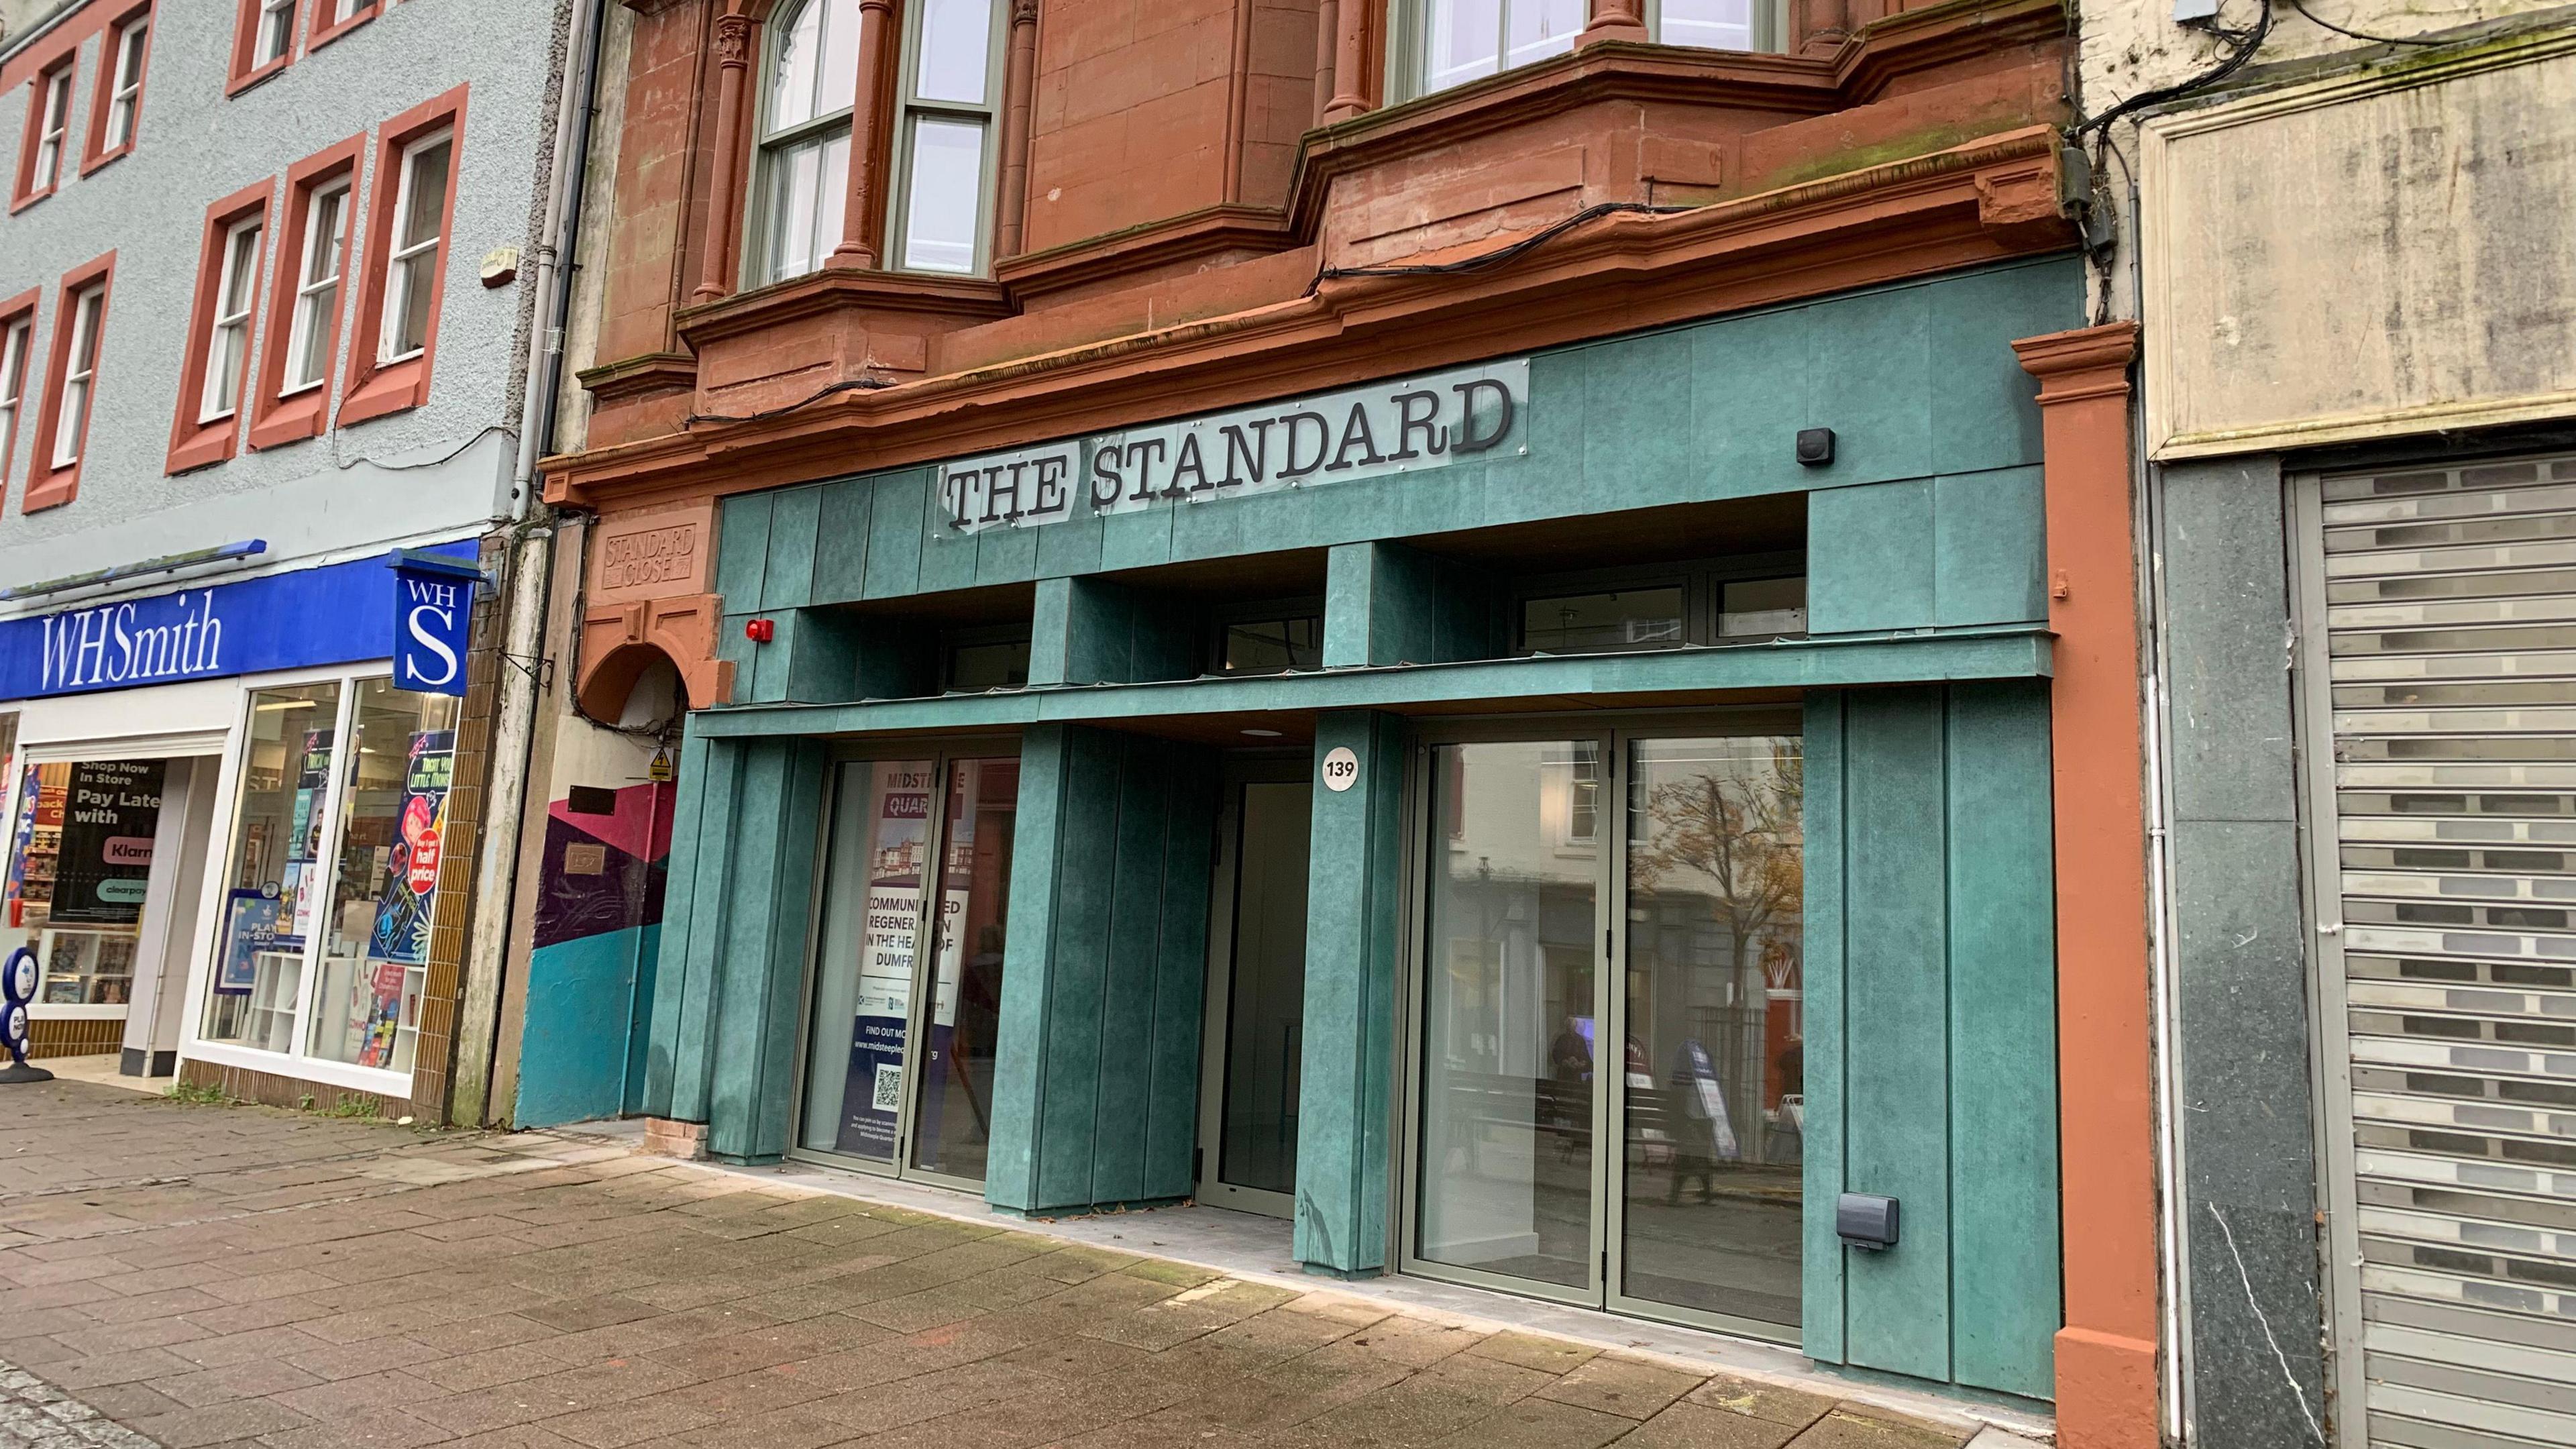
888 0 1007 274
749 0 859 286
1397 0 1784 100
50 285 103 469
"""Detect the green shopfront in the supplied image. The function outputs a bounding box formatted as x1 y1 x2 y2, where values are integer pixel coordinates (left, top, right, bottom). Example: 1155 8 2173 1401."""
642 257 2074 1402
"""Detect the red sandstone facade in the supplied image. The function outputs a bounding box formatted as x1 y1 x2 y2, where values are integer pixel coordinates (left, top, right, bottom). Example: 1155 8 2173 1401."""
544 2 2157 1442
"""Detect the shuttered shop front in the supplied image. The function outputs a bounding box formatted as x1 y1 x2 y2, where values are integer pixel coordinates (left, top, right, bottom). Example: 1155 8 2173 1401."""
2307 453 2576 1449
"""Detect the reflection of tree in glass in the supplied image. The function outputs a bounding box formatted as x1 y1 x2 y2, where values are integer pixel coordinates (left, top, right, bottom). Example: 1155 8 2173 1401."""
1629 744 1803 956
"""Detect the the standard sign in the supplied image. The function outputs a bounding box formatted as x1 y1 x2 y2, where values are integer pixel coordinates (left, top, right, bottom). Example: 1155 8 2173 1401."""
938 359 1527 535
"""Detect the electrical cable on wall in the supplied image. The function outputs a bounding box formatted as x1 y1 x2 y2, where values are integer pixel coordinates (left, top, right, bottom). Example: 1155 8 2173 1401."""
2070 0 2275 140
2283 0 2453 46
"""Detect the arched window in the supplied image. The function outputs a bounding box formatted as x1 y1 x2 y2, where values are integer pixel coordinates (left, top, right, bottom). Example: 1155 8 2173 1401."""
749 0 862 286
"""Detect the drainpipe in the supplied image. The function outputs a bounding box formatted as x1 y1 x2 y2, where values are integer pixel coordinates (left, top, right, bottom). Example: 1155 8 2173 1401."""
451 0 605 1128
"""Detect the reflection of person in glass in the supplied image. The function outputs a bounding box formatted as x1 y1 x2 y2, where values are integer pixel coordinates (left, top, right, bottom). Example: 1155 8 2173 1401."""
1544 1014 1592 1142
1666 1036 1739 1205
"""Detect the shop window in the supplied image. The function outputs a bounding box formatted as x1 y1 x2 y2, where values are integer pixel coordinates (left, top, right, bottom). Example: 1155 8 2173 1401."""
1213 604 1325 676
231 0 301 93
13 62 73 209
83 7 153 173
198 677 457 1082
0 294 32 490
250 136 362 449
1391 0 1786 101
888 0 1008 274
25 254 113 514
2 759 170 1010
341 87 465 427
749 0 859 287
168 183 273 475
305 0 378 53
944 626 1029 692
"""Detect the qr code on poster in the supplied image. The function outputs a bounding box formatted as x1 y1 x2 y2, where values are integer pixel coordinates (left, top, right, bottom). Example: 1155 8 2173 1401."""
872 1063 903 1112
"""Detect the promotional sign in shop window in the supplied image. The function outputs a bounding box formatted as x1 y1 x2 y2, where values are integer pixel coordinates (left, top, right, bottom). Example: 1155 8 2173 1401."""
345 731 451 1069
0 762 158 1006
50 762 162 926
837 761 932 1160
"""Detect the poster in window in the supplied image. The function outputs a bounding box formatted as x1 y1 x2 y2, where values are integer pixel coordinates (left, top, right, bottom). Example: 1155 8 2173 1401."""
215 888 284 995
50 761 164 927
835 761 931 1160
284 730 333 941
353 731 452 1069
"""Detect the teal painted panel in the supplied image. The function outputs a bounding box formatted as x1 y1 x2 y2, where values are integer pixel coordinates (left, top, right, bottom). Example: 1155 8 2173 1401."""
1582 326 1693 516
862 470 928 599
761 487 821 610
811 479 874 604
1481 351 1585 529
975 521 1040 586
1322 543 1375 669
988 724 1071 1211
1034 728 1121 1207
1692 303 1809 502
706 738 824 1162
1840 687 1952 1383
1091 742 1171 1203
716 492 774 610
783 608 859 703
1808 480 1935 635
1801 692 1848 1365
1034 511 1105 579
1933 468 2048 628
1295 712 1405 1273
751 740 829 1159
741 611 790 704
643 728 715 1120
916 505 981 595
1097 503 1174 572
517 928 649 1128
1805 287 1931 488
1028 576 1075 688
1927 261 2068 477
625 921 659 1116
1944 681 2059 1399
666 737 740 1125
1146 751 1218 1200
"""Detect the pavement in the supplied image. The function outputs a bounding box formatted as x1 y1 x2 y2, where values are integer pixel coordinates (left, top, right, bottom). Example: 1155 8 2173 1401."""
0 1078 2043 1449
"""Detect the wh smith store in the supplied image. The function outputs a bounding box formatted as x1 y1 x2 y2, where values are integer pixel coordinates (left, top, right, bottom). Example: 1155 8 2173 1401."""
0 543 481 1116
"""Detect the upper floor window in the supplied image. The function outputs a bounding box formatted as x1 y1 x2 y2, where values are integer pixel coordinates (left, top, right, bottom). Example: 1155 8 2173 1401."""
0 309 30 481
1399 0 1782 99
285 178 351 393
50 284 105 469
201 217 265 422
99 13 151 154
380 131 452 363
750 0 859 286
889 0 1006 274
23 66 73 199
256 0 297 65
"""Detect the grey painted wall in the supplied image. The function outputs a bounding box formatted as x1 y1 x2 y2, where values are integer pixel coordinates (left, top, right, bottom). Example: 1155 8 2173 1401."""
0 0 570 591
2156 455 2330 1448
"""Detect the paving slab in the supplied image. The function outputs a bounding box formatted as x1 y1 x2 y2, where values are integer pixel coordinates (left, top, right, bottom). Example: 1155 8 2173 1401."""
0 1081 2045 1448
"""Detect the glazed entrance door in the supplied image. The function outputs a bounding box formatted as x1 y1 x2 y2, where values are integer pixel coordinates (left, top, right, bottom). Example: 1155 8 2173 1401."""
797 749 1020 1187
1197 760 1313 1217
1405 722 1805 1340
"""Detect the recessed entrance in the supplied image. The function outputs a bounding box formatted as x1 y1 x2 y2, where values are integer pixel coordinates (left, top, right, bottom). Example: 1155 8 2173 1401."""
1196 755 1313 1217
1402 717 1806 1341
796 744 1021 1187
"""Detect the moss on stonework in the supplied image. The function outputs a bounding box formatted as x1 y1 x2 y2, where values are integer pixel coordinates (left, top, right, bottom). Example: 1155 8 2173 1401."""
1741 106 2059 197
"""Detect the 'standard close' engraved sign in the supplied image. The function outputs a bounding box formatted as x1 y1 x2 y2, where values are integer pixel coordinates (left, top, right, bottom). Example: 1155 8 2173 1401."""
936 358 1529 535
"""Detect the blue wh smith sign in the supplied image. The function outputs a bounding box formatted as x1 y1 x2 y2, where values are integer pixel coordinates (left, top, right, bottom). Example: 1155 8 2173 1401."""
0 543 479 702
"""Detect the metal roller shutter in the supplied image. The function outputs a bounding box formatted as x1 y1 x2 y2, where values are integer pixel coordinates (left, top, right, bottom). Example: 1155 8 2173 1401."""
2318 453 2576 1449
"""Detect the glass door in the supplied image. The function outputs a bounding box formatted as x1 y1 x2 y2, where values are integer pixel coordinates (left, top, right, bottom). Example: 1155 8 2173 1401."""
796 746 1020 1187
1197 758 1313 1216
1403 720 1804 1338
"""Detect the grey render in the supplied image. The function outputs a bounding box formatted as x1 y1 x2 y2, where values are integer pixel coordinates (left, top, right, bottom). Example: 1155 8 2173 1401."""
0 0 570 591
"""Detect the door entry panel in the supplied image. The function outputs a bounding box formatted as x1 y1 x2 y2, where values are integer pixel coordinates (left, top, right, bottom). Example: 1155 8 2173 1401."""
1199 764 1312 1216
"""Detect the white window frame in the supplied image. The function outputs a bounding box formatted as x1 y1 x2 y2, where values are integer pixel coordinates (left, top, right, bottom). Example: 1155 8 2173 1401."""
254 0 297 68
103 19 148 150
1388 0 1786 103
200 217 264 423
30 68 72 192
282 179 350 396
747 0 861 288
50 284 103 470
376 129 451 366
0 317 28 467
173 666 419 1099
883 0 1008 277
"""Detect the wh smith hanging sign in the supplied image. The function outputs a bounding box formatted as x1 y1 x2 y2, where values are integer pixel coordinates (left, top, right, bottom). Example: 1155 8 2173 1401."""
0 543 477 702
391 553 482 698
937 358 1529 535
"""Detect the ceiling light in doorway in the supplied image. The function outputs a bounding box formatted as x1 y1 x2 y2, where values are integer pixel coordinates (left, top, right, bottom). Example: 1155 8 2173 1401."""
1241 729 1283 738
